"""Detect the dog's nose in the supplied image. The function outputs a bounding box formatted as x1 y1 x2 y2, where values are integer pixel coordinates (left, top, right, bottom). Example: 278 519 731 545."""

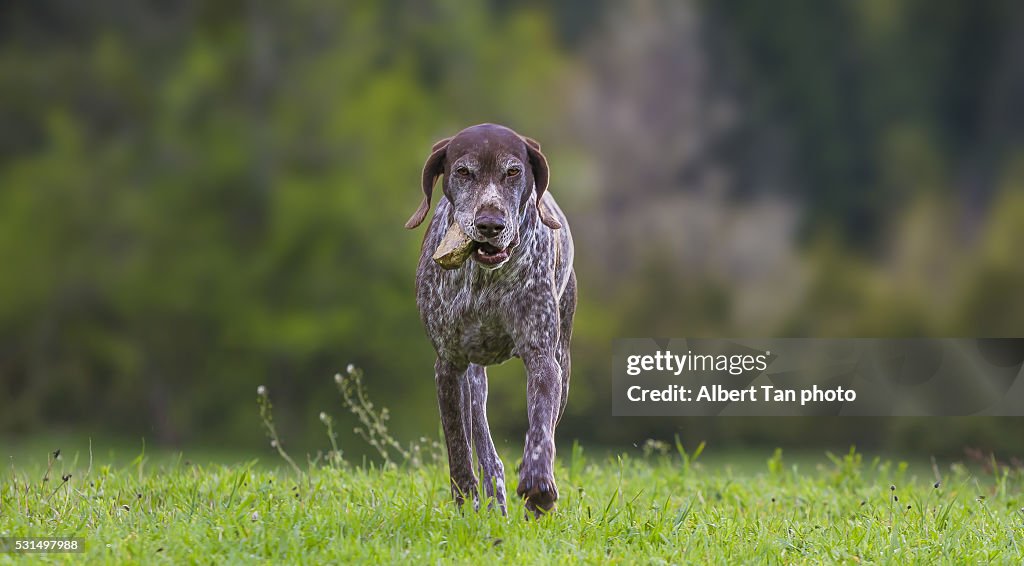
474 214 505 238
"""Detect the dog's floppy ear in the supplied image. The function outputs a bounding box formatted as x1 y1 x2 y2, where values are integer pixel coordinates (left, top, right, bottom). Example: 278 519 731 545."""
406 137 451 229
523 136 561 230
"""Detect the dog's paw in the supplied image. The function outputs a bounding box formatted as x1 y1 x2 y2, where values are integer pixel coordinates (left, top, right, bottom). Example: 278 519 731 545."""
517 469 558 517
450 477 479 509
481 474 508 516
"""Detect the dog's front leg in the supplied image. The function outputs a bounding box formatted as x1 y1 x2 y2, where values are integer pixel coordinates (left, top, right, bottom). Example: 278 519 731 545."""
516 346 562 517
435 357 477 507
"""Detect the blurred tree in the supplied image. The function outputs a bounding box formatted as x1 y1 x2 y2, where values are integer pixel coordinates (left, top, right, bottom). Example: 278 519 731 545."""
710 0 1024 249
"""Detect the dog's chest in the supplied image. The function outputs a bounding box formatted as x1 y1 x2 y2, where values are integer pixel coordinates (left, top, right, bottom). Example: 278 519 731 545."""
422 266 522 365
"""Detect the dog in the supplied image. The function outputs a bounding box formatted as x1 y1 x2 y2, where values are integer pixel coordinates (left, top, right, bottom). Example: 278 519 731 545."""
406 123 575 516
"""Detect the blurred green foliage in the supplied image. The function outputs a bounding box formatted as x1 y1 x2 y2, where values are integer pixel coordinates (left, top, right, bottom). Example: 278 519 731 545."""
1 0 1022 455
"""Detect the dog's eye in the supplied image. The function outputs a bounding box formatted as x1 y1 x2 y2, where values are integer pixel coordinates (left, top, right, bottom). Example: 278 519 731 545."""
506 166 521 178
455 166 470 177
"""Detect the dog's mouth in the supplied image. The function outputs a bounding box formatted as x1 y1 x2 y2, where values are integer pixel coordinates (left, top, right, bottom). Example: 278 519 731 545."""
472 242 510 266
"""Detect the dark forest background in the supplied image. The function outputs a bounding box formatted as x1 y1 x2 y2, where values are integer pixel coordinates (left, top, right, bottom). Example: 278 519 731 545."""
2 0 1023 458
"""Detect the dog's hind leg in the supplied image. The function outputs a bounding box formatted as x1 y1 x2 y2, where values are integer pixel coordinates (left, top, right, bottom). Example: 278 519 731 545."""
466 364 507 513
556 271 577 424
436 357 477 507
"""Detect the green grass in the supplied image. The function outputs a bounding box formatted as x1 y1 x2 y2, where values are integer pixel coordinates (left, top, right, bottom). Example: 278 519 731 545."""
4 372 1022 562
2 444 1023 564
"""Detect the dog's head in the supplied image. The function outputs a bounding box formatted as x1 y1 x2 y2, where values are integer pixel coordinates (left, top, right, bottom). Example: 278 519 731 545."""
405 123 560 269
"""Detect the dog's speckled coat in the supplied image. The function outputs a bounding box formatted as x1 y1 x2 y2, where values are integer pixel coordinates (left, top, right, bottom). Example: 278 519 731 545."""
406 124 575 516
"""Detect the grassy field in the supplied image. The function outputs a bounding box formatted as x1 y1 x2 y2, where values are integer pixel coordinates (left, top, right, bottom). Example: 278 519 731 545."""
2 442 1023 564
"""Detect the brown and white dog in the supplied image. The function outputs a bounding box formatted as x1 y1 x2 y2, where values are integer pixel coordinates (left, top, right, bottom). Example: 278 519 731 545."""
407 124 575 516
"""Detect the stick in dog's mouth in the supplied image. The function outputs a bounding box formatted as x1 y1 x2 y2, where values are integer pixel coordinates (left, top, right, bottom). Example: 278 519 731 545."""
432 223 474 269
432 223 510 269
